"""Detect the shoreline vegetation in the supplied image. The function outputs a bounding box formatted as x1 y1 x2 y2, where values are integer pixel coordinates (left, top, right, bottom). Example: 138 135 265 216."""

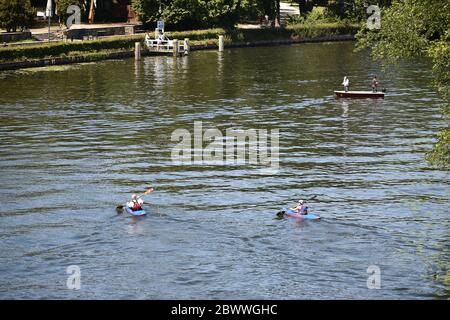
0 23 359 70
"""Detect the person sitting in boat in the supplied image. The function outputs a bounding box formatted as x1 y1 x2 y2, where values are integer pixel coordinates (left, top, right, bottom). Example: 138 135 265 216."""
342 76 350 92
372 75 379 92
291 200 308 215
127 194 144 211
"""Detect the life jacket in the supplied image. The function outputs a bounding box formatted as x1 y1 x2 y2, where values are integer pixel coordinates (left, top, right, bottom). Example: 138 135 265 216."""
300 205 308 215
132 201 141 211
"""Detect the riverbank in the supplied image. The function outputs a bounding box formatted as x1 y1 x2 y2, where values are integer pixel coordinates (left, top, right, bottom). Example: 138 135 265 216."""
0 23 359 71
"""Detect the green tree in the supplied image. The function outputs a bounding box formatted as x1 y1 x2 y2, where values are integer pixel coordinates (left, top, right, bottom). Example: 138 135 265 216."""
0 0 36 32
132 0 262 30
260 0 275 21
159 0 203 29
239 0 265 21
132 0 160 26
297 0 315 15
326 0 392 22
198 0 241 29
356 0 449 169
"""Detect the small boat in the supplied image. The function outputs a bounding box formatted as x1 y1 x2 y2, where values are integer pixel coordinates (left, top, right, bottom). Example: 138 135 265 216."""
279 209 321 221
334 90 384 99
124 206 146 216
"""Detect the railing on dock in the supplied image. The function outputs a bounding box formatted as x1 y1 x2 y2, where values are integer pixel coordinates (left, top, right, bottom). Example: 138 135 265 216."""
145 34 189 56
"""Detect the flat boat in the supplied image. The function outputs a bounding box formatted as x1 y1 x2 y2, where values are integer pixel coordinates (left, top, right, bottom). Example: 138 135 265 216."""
334 90 385 99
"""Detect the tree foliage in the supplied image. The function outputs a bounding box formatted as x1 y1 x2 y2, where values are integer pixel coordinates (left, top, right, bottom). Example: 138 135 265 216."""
0 0 36 32
356 0 449 169
132 0 269 30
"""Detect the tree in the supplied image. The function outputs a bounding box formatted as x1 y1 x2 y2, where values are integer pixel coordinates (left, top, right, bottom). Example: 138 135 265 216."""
132 0 160 26
132 0 245 30
239 0 266 21
326 0 392 22
197 0 241 29
259 0 275 21
356 0 449 169
297 0 315 16
0 0 36 32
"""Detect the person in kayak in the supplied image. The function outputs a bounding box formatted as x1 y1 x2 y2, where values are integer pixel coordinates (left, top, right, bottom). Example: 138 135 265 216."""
372 75 379 92
291 200 308 215
127 194 144 211
342 76 350 92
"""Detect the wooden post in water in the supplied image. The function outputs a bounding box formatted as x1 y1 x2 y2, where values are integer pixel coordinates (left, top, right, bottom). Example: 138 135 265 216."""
218 35 224 52
135 42 141 60
184 38 190 55
173 39 179 57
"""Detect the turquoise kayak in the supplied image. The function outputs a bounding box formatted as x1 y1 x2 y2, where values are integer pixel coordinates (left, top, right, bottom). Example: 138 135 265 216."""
280 208 321 220
124 206 146 216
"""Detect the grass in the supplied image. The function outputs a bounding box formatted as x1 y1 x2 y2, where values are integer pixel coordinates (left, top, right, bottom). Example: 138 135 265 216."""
0 24 359 63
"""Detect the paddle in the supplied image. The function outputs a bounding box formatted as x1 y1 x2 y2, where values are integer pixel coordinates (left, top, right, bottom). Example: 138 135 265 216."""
276 195 317 217
116 187 154 212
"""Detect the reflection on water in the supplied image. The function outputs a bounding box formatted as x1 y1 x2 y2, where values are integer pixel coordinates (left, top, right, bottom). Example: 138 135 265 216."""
0 42 448 299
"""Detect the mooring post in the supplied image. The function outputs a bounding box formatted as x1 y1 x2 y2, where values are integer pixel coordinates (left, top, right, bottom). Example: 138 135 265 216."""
173 39 179 57
184 38 190 54
135 42 141 60
218 35 224 52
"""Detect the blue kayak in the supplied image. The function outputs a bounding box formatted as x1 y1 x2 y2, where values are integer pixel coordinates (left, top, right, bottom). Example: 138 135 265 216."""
281 208 321 220
124 206 146 216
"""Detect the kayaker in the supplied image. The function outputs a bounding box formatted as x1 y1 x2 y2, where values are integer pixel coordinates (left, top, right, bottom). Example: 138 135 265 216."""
291 200 308 215
342 76 349 92
127 194 144 211
372 75 379 92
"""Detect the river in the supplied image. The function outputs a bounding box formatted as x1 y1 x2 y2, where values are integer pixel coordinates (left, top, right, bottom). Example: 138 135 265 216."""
0 42 448 299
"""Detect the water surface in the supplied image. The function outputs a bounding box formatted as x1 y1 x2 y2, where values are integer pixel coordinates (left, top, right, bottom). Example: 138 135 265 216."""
0 42 448 299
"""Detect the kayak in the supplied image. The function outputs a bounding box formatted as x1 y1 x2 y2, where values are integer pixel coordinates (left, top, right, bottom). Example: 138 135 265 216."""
124 206 146 216
334 90 385 99
281 209 321 221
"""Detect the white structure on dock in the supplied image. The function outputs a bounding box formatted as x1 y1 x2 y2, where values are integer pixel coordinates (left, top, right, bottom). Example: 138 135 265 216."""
144 21 189 56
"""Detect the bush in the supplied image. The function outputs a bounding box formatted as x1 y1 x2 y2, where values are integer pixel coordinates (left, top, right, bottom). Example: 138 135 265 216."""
288 6 342 25
165 28 225 41
0 0 36 32
287 22 359 38
0 36 146 61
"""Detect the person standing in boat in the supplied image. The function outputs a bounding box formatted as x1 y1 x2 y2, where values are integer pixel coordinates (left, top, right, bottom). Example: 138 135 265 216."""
372 75 379 92
127 194 144 211
342 76 350 92
291 200 308 215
